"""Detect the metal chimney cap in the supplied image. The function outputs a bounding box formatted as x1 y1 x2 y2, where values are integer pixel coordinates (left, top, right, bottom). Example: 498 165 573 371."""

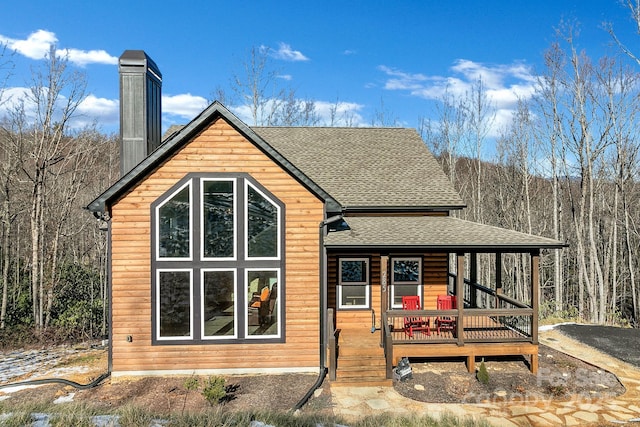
119 50 162 79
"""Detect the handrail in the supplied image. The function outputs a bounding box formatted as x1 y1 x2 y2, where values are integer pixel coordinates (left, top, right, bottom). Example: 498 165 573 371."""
450 272 530 309
382 312 393 379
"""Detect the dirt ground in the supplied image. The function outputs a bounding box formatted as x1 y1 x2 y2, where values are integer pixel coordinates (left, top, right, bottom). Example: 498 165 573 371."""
0 342 625 416
393 344 625 404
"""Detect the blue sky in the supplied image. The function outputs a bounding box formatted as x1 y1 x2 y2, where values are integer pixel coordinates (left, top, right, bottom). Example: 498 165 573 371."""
1 0 638 135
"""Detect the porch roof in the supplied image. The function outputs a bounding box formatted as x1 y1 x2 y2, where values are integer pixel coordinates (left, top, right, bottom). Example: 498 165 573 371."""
324 216 566 251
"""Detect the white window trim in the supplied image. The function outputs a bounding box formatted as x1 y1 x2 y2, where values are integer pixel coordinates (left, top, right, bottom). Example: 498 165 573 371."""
155 181 193 261
200 178 237 261
244 181 281 261
200 268 238 340
156 268 193 341
244 268 281 339
338 258 370 309
390 257 422 309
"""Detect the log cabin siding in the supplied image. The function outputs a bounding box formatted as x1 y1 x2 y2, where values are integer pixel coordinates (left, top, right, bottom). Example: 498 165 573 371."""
328 252 448 331
110 118 325 375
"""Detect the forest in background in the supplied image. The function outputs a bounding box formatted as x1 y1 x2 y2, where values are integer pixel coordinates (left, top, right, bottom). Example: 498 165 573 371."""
2 13 640 345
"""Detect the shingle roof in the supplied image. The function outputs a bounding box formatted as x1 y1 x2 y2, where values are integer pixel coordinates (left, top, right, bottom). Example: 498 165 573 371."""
324 216 566 250
252 127 465 210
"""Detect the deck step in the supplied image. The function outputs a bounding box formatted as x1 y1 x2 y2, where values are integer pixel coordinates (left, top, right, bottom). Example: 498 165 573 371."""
337 356 386 368
333 328 390 387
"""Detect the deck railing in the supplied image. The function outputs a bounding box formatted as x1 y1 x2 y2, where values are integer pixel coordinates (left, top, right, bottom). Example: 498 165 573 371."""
382 274 535 357
383 307 533 344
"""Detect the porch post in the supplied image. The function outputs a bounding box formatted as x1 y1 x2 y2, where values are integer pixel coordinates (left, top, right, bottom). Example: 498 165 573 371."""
495 252 502 309
469 253 478 308
531 250 540 345
456 252 465 346
380 255 389 348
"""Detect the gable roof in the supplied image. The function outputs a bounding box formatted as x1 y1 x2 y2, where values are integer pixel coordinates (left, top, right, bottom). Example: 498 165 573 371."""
325 216 566 250
87 102 341 213
252 127 465 211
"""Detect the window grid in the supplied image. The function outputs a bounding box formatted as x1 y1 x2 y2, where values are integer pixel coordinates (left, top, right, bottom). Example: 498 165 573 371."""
152 174 284 344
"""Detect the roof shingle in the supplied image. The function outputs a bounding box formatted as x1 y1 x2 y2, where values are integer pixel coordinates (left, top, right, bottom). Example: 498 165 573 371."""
252 127 465 210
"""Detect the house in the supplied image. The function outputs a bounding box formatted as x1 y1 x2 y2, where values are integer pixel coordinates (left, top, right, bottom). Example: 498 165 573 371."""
88 51 565 387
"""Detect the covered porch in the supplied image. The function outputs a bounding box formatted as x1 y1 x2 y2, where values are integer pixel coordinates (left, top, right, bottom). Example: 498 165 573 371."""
324 215 565 383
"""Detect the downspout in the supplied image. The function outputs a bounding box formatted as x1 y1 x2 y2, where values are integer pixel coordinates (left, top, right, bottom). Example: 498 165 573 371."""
292 214 343 411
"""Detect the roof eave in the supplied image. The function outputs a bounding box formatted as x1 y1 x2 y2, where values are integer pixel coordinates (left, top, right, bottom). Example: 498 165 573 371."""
324 243 568 251
343 205 466 213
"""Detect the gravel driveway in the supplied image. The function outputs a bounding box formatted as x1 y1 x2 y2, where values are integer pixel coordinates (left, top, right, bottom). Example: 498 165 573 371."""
555 323 640 368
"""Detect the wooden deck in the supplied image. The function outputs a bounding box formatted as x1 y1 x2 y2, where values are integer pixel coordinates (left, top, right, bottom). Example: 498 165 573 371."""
382 310 538 375
327 308 538 385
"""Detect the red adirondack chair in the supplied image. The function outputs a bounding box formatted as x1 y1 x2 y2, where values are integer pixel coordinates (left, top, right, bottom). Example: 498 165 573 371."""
436 295 457 335
402 295 430 337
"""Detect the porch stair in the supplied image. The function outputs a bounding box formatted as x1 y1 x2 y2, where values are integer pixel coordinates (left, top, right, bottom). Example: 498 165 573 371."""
332 328 392 387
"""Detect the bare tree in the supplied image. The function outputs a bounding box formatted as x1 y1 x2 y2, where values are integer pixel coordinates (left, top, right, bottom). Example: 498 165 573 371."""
14 47 88 328
219 46 320 126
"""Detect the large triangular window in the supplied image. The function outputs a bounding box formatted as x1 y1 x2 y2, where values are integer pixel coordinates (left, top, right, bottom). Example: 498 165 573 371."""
152 174 284 344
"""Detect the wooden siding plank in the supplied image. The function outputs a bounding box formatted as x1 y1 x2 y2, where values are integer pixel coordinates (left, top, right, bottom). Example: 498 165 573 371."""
110 117 324 374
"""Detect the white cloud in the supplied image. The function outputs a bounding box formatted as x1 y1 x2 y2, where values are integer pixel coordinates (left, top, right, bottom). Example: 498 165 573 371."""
270 43 309 62
230 98 366 127
314 100 366 126
0 86 31 116
379 59 538 137
74 94 119 128
0 30 117 67
1 29 57 60
58 48 118 66
162 93 209 119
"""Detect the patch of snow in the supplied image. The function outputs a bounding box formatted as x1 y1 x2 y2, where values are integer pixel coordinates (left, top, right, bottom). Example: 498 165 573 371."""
53 392 75 404
0 347 83 384
0 384 40 394
538 322 577 331
93 414 120 426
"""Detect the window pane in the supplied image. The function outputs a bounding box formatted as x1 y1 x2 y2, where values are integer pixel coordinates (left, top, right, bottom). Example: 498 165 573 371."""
341 260 367 283
158 186 190 258
203 271 235 337
393 285 419 307
393 260 420 283
159 271 191 337
247 270 278 336
341 285 367 306
203 180 234 258
247 185 278 258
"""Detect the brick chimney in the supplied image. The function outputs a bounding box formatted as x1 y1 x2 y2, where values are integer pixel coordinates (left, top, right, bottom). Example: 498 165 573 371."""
118 50 162 176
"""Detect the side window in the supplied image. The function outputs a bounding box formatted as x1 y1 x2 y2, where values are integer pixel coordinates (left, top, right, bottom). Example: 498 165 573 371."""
152 174 284 344
338 258 369 309
157 182 191 260
157 269 193 340
391 257 422 308
246 182 280 259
